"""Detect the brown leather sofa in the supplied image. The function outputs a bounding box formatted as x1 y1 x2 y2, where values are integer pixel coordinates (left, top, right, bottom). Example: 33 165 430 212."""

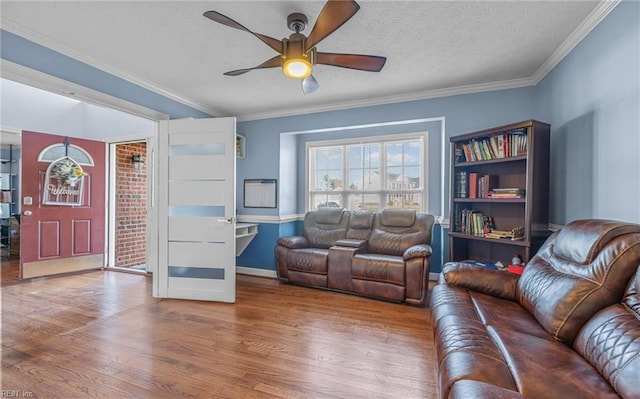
431 219 640 399
275 207 435 305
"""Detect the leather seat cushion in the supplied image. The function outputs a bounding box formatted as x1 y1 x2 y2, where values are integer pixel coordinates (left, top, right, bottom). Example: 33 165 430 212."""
286 248 329 274
489 327 619 399
573 271 640 399
432 283 620 399
352 253 405 285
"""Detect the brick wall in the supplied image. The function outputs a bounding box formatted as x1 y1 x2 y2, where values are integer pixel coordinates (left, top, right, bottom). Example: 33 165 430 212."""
115 142 147 268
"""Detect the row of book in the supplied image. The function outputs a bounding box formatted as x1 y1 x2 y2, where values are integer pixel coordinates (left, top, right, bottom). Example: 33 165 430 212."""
454 172 525 200
456 209 495 236
456 128 527 162
455 208 524 240
469 173 497 199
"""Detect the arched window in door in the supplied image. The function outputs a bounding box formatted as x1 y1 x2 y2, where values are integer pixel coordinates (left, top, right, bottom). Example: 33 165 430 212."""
37 143 94 166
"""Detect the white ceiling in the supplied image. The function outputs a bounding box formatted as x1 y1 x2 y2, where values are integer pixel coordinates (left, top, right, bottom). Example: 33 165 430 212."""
1 1 611 120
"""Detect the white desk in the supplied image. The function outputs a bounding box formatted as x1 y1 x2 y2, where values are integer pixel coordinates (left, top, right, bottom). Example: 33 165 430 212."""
235 223 258 256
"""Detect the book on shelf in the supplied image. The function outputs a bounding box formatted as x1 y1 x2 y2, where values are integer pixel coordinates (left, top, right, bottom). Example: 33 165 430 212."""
467 174 499 199
454 171 468 198
484 226 525 240
469 172 478 198
487 187 525 199
462 260 499 269
456 128 528 162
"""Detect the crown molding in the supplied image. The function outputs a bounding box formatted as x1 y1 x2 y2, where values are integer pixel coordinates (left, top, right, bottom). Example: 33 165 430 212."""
532 0 620 84
1 20 220 117
236 77 536 122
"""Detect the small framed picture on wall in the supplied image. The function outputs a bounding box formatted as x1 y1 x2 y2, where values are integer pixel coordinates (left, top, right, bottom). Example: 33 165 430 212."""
236 134 246 159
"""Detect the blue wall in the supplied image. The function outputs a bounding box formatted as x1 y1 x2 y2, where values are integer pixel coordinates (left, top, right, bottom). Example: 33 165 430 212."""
237 88 536 218
535 0 640 224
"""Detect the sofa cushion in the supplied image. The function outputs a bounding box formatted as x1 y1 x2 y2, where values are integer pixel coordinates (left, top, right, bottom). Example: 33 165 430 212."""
303 209 349 249
573 270 640 399
346 210 374 240
432 283 620 399
554 219 640 264
315 207 346 224
489 327 619 399
285 248 329 274
517 220 640 344
352 254 405 285
431 285 518 399
379 208 416 227
368 212 433 256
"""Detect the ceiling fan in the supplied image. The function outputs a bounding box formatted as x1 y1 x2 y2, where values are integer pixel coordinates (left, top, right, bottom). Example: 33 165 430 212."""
203 0 386 95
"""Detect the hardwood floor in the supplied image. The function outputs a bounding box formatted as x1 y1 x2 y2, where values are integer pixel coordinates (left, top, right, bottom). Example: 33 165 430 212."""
1 261 438 399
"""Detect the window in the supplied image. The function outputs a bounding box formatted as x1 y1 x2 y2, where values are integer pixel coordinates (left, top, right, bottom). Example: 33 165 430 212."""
38 143 94 166
307 134 425 212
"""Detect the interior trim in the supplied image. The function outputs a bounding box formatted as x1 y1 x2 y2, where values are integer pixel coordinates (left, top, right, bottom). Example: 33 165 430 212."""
1 60 169 122
0 22 217 117
236 266 278 279
531 0 620 84
21 253 104 279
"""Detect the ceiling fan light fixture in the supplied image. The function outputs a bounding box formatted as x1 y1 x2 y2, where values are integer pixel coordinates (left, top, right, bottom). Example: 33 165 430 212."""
283 57 312 79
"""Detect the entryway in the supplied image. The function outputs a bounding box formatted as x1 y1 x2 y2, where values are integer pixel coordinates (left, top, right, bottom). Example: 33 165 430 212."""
1 78 156 279
108 140 148 273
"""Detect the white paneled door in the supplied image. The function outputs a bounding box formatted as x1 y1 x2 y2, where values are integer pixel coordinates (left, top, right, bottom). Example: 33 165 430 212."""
154 118 236 302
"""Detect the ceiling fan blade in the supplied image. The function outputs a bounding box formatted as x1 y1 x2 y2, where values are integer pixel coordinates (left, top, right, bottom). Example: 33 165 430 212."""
305 0 360 52
203 10 283 54
315 52 386 72
223 56 282 76
302 75 320 95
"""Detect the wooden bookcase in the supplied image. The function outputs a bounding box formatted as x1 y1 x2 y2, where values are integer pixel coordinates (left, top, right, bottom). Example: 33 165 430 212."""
448 120 550 265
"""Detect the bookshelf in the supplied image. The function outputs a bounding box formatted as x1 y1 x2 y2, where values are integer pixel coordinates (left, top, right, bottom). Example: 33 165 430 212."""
1 144 19 259
449 120 550 266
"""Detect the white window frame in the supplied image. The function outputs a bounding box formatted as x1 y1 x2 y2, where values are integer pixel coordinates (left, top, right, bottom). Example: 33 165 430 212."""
305 132 428 212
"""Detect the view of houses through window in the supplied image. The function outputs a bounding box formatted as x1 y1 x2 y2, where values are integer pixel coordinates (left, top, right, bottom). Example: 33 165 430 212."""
307 134 425 212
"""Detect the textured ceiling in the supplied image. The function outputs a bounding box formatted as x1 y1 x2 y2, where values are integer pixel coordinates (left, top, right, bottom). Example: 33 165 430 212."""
1 1 606 120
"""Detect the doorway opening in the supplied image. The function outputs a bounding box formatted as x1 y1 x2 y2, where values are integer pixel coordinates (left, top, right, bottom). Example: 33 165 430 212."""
110 141 148 272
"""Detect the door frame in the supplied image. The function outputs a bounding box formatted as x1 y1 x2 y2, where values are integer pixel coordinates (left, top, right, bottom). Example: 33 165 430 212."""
106 136 157 274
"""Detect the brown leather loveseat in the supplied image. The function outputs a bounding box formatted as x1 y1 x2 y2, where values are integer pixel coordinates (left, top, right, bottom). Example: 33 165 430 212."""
431 219 640 399
275 207 435 305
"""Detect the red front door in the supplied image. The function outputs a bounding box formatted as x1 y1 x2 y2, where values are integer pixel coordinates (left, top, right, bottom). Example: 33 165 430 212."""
21 131 106 278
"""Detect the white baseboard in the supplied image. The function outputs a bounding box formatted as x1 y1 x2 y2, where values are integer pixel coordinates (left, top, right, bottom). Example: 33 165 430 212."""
236 266 278 279
429 272 440 281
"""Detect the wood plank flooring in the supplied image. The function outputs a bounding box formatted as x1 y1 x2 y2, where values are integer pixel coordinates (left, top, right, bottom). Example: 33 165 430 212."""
1 261 438 399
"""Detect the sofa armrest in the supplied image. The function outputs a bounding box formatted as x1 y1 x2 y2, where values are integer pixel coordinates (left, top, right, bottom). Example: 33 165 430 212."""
276 236 308 249
450 380 525 399
442 262 519 301
403 244 432 261
334 239 367 249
